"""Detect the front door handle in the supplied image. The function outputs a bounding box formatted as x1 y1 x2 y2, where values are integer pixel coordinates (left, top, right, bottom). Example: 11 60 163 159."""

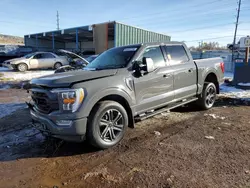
163 74 171 78
188 68 194 73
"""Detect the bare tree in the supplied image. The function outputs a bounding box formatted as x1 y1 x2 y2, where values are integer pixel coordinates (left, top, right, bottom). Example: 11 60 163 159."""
189 42 227 51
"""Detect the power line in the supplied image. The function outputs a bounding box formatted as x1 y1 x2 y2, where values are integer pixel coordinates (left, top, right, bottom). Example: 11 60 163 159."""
169 23 234 33
134 12 236 30
56 11 60 30
131 7 236 28
119 0 228 21
165 21 250 34
232 0 241 62
185 35 246 42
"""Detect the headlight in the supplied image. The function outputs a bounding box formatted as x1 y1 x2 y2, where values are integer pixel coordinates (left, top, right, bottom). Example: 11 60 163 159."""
3 61 10 64
51 88 84 112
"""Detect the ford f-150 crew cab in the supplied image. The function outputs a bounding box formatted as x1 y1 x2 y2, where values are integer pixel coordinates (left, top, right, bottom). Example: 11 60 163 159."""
28 42 224 149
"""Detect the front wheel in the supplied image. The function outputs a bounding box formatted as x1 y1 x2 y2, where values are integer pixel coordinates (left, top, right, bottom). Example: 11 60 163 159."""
87 101 128 149
17 63 28 72
197 82 217 110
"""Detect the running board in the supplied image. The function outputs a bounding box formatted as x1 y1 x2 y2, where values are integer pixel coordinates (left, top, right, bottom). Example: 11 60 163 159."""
135 97 198 121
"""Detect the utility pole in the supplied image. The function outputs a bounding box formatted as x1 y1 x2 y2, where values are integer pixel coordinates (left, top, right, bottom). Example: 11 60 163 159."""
232 0 241 62
56 11 60 30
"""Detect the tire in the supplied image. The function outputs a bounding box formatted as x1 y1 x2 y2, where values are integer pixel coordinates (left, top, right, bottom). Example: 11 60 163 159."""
197 82 217 110
87 101 128 149
17 63 28 72
54 62 62 69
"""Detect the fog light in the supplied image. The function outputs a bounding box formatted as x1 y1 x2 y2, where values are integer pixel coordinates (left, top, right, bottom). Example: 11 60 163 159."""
56 120 72 126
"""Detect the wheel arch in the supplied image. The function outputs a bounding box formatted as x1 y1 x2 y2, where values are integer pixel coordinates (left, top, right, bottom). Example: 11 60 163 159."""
54 62 62 68
17 62 29 70
204 72 219 94
85 89 135 128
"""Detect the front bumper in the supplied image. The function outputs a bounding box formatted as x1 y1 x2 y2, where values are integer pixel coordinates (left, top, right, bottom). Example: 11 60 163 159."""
2 63 14 69
30 108 88 142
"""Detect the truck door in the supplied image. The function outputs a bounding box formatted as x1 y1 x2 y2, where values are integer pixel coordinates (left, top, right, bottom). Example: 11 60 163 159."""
133 46 174 114
163 45 197 100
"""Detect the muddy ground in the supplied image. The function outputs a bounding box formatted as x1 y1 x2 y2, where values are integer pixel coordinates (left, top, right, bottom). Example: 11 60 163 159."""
0 89 250 188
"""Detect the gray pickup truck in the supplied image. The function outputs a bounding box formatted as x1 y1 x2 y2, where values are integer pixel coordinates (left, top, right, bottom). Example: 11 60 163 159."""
28 42 224 149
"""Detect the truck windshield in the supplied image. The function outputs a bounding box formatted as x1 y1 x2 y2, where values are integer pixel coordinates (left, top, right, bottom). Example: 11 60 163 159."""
84 46 139 70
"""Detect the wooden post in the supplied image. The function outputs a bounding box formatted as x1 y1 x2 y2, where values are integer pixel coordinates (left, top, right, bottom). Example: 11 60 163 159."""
245 47 249 65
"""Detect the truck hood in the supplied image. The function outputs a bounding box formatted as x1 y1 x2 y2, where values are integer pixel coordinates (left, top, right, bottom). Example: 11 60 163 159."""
30 69 118 88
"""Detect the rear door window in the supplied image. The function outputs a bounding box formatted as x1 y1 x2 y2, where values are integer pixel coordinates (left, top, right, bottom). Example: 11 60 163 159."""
41 53 55 59
164 45 189 65
139 46 166 68
33 54 42 59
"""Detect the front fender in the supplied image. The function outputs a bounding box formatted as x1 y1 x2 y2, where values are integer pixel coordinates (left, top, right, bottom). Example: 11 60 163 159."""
78 87 135 118
12 61 30 69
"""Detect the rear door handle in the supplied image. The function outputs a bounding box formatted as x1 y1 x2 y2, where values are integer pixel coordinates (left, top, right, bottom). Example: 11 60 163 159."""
188 68 194 73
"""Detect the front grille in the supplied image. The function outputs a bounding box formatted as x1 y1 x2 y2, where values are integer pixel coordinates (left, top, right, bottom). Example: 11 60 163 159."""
32 91 59 114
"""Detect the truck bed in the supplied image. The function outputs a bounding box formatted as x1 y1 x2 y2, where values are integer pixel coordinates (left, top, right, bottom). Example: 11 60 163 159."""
195 57 224 94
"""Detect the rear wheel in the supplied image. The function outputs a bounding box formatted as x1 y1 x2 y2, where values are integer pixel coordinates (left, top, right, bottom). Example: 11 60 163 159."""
87 101 128 149
54 62 62 69
17 63 28 72
197 82 217 110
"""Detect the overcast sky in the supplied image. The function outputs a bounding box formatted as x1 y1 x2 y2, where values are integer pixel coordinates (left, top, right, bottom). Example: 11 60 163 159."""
0 0 249 47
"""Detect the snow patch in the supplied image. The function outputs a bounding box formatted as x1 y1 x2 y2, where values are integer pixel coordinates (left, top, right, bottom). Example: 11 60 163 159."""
0 103 27 119
204 113 225 120
0 125 45 161
0 85 10 90
224 72 234 79
205 136 215 140
0 67 9 71
220 84 250 100
0 127 42 149
238 83 250 87
0 69 54 81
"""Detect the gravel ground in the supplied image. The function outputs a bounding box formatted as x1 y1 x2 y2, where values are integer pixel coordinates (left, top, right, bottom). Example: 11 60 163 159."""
0 89 249 188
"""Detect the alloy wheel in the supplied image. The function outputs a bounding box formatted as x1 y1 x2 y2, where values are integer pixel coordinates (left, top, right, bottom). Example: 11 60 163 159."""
19 64 27 71
205 85 216 107
99 109 124 143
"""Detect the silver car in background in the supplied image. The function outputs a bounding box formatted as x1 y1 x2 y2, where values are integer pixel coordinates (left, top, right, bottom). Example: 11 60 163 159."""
2 52 69 72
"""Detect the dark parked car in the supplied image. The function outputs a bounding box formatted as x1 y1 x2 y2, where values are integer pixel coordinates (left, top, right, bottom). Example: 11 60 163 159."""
0 45 36 66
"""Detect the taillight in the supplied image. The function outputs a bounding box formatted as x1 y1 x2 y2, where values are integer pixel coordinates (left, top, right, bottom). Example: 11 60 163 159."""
220 62 225 73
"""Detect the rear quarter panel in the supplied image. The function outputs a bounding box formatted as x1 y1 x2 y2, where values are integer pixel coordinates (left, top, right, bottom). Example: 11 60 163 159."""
195 57 224 94
57 57 69 66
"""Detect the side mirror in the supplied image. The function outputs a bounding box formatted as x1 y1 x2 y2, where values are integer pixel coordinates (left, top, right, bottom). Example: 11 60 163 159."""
132 60 141 71
142 57 155 73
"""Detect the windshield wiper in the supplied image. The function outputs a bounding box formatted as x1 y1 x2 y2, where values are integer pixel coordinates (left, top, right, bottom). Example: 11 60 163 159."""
95 65 125 70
